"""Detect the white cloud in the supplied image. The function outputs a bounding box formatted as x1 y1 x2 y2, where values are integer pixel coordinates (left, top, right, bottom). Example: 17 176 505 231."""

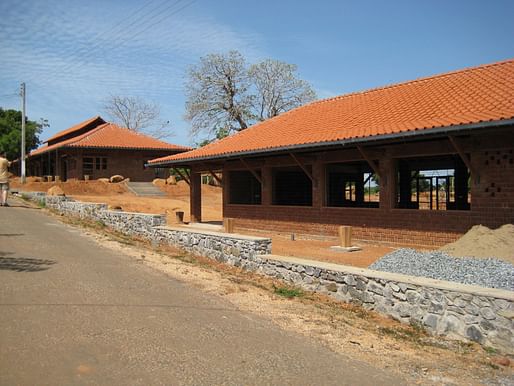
0 0 267 144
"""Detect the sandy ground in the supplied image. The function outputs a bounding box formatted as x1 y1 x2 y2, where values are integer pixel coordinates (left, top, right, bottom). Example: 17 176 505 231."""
11 178 398 267
243 229 397 268
441 224 514 264
42 211 514 386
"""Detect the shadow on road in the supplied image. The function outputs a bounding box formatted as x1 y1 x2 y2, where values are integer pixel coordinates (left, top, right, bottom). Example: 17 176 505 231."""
0 255 56 272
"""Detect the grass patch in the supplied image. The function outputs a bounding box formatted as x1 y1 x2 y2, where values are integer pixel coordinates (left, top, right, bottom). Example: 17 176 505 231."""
484 346 497 354
273 285 303 298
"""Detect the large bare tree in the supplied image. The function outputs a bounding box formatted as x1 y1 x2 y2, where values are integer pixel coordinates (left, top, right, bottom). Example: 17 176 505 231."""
249 59 317 120
103 95 172 139
185 51 316 141
185 51 254 140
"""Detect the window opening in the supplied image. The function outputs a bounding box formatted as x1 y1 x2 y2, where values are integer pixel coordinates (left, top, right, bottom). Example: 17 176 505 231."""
272 166 312 206
397 156 469 210
229 170 261 205
327 162 379 208
83 157 94 174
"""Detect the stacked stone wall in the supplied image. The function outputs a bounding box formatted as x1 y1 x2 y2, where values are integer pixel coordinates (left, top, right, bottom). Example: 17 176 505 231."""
258 255 514 354
19 191 513 353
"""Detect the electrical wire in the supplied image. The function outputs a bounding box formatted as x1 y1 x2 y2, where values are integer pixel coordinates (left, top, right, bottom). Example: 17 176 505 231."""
36 0 189 87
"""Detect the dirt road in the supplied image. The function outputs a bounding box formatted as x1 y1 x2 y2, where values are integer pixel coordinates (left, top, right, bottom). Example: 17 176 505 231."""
0 202 404 385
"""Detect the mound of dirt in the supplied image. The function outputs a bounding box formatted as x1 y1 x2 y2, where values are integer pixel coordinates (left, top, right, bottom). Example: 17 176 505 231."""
47 186 65 196
440 224 514 263
10 177 128 196
110 175 124 183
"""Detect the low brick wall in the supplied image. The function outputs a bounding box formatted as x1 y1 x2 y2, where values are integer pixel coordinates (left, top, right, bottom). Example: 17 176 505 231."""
20 192 513 353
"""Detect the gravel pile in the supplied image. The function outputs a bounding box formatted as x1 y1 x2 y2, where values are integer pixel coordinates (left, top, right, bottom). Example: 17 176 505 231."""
369 249 514 291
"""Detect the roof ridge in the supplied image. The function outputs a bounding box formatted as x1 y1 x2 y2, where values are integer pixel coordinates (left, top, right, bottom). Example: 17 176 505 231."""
310 57 514 106
100 123 192 149
45 115 105 143
62 122 110 146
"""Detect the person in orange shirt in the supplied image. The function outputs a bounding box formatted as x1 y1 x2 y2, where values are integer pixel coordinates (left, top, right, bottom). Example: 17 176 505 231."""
0 151 12 206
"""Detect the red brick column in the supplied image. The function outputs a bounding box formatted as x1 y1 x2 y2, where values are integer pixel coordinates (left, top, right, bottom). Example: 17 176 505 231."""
312 159 324 208
190 166 202 223
262 166 272 206
380 157 397 210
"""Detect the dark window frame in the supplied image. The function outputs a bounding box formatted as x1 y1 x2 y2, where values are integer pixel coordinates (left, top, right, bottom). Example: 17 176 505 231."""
272 166 312 207
396 155 470 211
325 162 380 208
228 170 262 205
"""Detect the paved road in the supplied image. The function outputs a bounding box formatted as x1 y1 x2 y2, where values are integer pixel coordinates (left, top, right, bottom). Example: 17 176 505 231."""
0 200 404 385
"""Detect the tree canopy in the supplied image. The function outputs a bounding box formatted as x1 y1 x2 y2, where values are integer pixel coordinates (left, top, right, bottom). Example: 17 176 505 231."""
103 95 172 139
0 108 46 160
185 50 317 142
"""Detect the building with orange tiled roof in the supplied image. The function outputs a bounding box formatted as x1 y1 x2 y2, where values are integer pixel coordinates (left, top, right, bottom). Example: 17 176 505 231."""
148 59 514 246
28 117 191 182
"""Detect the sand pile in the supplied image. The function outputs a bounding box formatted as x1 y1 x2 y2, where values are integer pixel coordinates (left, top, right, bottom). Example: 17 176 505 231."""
440 224 514 263
10 177 128 196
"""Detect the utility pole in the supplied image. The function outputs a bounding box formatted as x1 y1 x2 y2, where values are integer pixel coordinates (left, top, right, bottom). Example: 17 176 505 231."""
20 82 26 184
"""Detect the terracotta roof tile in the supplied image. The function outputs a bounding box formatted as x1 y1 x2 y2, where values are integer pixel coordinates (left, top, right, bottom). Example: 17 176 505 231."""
30 123 191 156
149 58 514 165
45 116 105 143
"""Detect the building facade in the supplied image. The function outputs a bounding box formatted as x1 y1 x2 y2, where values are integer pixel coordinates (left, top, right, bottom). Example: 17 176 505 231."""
29 117 190 182
149 59 514 246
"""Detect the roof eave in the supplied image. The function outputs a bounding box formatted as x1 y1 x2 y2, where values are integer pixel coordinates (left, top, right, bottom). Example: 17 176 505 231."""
30 145 189 157
147 118 514 167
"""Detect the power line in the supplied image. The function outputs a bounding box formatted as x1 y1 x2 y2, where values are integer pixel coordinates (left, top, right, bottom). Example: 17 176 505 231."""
35 0 162 85
36 0 188 87
0 88 20 99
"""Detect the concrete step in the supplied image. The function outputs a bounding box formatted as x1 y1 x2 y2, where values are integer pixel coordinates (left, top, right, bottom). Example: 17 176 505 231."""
126 182 166 197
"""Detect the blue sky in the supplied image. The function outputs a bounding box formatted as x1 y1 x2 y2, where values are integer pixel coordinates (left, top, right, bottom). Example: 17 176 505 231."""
1 0 513 147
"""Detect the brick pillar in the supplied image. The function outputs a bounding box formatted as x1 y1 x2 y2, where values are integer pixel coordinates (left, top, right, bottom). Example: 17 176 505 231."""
261 166 272 206
222 169 229 215
190 166 202 223
55 150 59 178
312 159 324 208
380 157 397 210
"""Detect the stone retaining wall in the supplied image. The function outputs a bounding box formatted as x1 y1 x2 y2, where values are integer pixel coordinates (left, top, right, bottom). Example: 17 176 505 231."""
258 255 514 354
20 191 513 353
153 226 271 267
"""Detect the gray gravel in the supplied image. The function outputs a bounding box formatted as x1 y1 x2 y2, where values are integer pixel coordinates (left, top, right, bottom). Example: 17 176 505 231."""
369 249 514 291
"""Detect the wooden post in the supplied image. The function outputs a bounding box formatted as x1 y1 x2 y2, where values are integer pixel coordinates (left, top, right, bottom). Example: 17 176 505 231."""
223 217 234 233
175 211 184 223
338 226 352 248
190 166 202 223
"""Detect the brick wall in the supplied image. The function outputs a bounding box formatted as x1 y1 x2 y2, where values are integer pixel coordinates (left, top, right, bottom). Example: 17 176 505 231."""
61 149 176 182
222 135 514 247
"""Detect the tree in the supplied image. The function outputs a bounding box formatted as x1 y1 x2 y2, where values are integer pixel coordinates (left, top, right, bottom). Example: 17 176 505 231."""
0 108 46 160
185 50 317 141
103 95 172 139
249 59 317 121
185 51 254 139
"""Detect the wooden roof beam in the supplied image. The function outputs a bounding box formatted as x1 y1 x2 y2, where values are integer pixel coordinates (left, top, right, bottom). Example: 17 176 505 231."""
239 158 262 184
289 152 314 183
356 145 381 178
172 167 190 185
448 136 478 180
